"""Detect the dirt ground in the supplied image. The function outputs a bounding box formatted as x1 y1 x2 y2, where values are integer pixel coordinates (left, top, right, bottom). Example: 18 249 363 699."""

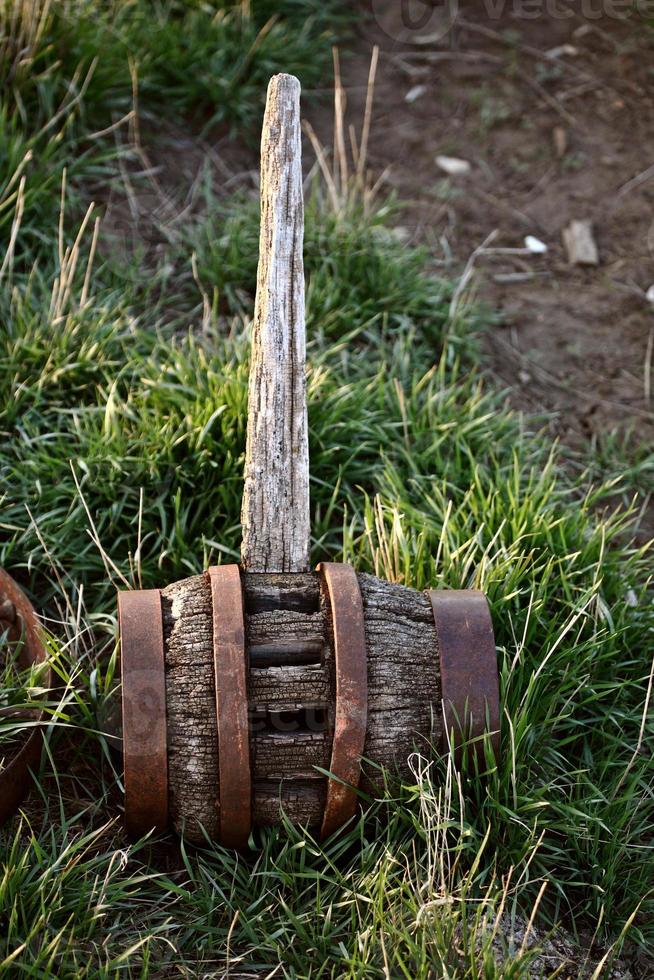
104 3 654 469
318 1 654 457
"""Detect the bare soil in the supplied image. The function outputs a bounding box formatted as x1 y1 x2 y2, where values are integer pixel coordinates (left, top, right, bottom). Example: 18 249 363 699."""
324 2 654 455
105 4 654 472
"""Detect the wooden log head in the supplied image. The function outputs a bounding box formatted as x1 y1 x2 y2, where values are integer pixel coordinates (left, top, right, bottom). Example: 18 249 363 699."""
117 73 500 846
119 567 499 844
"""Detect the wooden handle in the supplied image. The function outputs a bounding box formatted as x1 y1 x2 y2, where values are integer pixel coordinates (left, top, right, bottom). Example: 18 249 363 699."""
241 73 310 573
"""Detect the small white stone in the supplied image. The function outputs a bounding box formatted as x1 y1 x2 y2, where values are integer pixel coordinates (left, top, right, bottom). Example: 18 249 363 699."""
524 235 548 254
546 44 578 58
626 589 638 608
405 84 427 104
435 155 471 176
646 284 654 304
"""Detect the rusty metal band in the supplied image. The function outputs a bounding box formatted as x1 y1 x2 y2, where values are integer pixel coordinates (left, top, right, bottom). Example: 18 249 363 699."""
207 564 251 850
426 590 500 767
317 562 368 839
0 569 53 827
118 588 168 838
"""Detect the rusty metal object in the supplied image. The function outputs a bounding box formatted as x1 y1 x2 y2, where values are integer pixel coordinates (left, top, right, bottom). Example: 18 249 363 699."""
118 588 168 838
207 565 251 849
427 590 500 767
317 563 368 839
0 568 52 826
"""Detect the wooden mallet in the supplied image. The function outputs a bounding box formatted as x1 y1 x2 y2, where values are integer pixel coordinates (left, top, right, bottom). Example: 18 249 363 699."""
118 74 500 846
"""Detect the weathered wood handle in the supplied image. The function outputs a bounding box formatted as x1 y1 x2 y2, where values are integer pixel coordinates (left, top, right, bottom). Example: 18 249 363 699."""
241 73 310 574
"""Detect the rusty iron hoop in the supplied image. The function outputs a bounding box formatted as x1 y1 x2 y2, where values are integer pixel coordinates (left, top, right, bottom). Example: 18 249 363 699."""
0 568 53 827
426 590 500 767
207 564 251 850
317 562 368 839
118 588 168 838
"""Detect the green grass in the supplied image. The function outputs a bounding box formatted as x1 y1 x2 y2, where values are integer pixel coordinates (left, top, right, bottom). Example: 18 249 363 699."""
1 1 653 976
0 0 349 272
1 186 652 975
1 0 346 129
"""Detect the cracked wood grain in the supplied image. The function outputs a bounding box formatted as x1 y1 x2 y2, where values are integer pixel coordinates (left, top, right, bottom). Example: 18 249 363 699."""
241 73 310 573
163 571 441 841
